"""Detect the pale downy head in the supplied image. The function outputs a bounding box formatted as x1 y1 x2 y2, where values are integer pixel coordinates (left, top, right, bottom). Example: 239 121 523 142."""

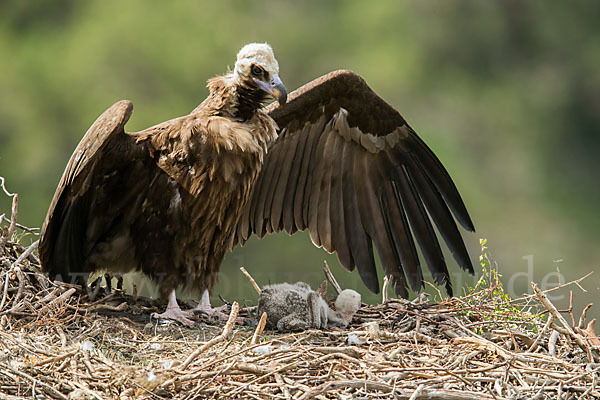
234 43 287 105
335 289 362 322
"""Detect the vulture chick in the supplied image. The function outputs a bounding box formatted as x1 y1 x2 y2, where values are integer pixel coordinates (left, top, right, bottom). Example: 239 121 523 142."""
257 282 361 331
40 43 475 326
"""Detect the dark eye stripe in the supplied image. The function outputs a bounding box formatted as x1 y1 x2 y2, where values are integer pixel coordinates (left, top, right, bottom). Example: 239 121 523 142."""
252 65 264 76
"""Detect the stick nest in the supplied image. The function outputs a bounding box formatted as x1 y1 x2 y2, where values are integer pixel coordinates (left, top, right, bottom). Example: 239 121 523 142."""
1 203 599 399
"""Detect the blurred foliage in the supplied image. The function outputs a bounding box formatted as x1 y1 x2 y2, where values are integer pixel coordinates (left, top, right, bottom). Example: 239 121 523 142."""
0 1 598 313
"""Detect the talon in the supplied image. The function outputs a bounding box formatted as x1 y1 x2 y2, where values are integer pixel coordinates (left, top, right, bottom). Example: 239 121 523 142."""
104 273 112 293
154 289 197 327
152 309 196 327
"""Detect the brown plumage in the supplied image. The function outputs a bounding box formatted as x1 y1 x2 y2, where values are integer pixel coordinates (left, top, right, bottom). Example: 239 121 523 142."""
40 43 474 325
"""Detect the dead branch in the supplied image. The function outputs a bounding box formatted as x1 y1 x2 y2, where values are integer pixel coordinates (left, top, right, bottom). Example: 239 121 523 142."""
179 301 239 370
240 266 261 294
323 260 342 295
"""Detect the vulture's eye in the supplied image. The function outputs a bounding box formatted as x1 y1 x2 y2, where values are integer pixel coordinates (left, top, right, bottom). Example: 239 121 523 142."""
251 65 264 76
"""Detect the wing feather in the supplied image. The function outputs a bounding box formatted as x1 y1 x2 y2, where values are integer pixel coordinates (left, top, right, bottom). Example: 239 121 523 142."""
282 123 310 234
266 127 297 233
406 153 474 274
306 121 332 247
39 100 135 276
355 152 404 287
313 127 339 251
409 130 475 232
294 115 327 231
328 139 351 268
235 70 474 297
393 165 451 294
253 129 282 237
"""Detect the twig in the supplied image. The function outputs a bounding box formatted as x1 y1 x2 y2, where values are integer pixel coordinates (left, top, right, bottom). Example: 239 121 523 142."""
382 275 390 303
274 372 291 400
584 319 600 347
251 312 267 345
38 287 77 313
516 272 593 301
409 384 426 400
0 270 10 313
548 330 560 357
532 282 598 362
0 215 39 234
323 260 341 295
578 303 593 329
527 314 553 353
179 301 239 370
10 239 39 269
0 363 68 399
240 266 261 294
0 177 17 249
34 349 79 367
87 301 128 312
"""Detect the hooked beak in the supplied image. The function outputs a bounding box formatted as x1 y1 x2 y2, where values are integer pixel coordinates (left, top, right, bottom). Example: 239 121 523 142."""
253 73 287 105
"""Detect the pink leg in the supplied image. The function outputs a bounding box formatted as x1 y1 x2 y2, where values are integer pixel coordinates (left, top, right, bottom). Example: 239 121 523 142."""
192 290 229 320
152 289 196 327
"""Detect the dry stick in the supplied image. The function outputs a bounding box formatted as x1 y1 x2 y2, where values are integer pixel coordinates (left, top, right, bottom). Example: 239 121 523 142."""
565 290 575 327
0 215 39 234
192 360 237 395
38 287 77 313
527 314 553 353
323 260 342 295
274 372 291 400
10 239 39 269
0 270 10 313
240 266 261 294
548 330 560 357
7 194 17 241
515 272 593 303
0 238 35 313
87 301 128 312
0 363 68 400
409 384 426 400
34 349 79 367
584 319 600 347
298 380 498 400
251 312 267 345
81 347 98 379
531 282 598 362
9 267 25 310
227 350 385 398
578 303 593 330
180 301 239 370
0 177 17 248
381 275 390 304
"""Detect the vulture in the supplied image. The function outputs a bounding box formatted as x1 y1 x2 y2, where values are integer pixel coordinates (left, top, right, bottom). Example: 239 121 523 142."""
39 43 475 326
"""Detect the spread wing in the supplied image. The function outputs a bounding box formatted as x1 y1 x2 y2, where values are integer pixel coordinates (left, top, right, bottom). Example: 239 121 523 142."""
39 100 135 276
235 70 474 297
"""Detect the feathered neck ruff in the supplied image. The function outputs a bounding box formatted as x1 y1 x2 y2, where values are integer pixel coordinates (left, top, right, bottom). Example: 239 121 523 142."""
196 74 269 121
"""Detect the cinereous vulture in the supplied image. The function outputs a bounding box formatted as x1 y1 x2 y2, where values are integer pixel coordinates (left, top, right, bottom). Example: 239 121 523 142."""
39 43 474 326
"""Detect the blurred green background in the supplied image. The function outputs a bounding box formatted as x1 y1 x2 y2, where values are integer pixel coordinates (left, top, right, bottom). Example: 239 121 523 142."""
1 1 598 316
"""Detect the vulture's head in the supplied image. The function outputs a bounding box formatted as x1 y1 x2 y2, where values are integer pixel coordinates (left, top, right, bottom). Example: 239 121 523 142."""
234 43 287 105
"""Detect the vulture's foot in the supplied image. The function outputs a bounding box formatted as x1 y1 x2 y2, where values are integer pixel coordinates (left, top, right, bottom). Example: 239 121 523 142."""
152 289 197 327
84 274 124 301
104 273 124 294
85 276 105 301
152 307 196 327
193 303 230 321
192 290 231 321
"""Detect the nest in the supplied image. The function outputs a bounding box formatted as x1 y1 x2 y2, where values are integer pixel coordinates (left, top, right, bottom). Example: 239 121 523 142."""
1 180 599 399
